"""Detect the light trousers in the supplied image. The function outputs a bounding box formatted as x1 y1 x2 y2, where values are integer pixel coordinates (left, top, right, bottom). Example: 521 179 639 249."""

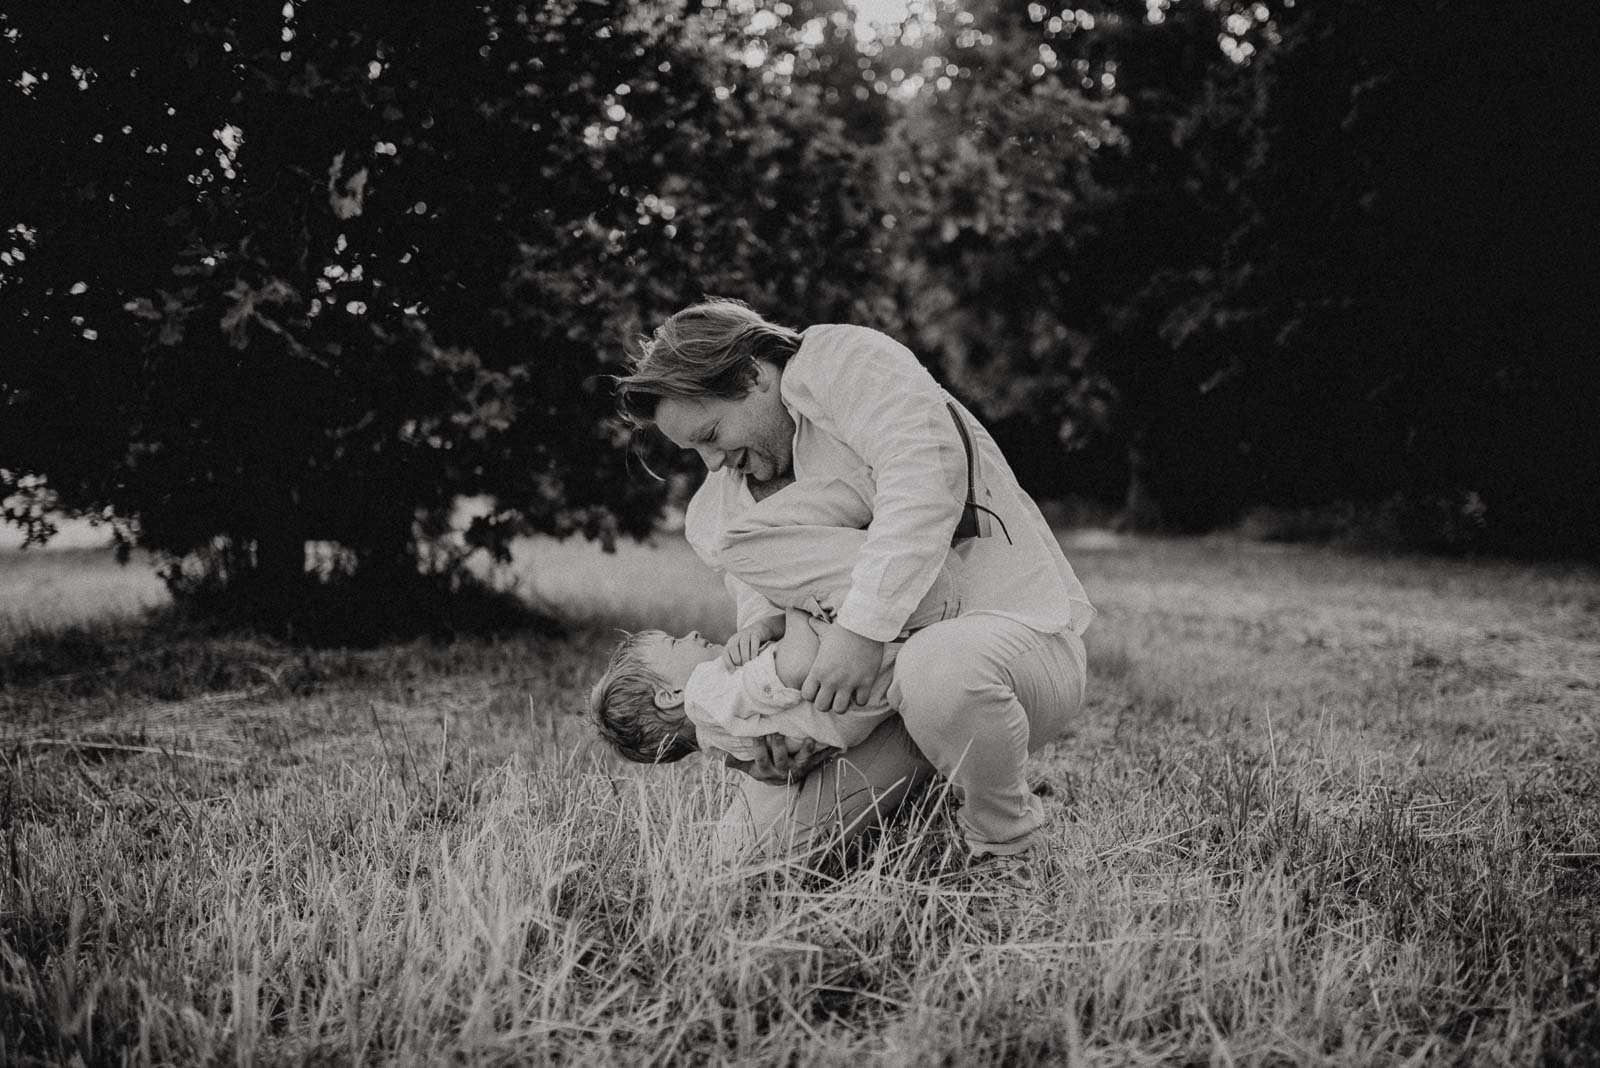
710 473 1089 859
716 468 962 633
714 616 1086 859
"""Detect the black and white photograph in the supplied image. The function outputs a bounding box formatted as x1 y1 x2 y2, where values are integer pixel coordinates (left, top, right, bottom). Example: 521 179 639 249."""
3 1 1598 1064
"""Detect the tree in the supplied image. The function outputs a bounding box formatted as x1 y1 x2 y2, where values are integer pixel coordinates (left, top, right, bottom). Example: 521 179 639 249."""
1176 0 1600 553
0 0 896 628
872 0 1274 528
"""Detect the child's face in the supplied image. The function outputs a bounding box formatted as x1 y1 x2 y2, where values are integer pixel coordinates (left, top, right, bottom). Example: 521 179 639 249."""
636 631 723 688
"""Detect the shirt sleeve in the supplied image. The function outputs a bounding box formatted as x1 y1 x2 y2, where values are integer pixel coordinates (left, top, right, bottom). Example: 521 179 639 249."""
785 326 969 641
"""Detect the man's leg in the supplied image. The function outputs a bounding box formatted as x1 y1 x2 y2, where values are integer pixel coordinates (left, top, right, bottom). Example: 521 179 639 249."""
888 616 1088 856
717 471 964 632
714 714 937 861
726 467 877 533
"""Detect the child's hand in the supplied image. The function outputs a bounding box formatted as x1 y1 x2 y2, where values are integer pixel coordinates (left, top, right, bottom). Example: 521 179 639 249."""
721 615 783 669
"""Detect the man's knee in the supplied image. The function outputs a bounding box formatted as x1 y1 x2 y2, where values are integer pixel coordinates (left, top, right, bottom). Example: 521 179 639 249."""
890 627 991 719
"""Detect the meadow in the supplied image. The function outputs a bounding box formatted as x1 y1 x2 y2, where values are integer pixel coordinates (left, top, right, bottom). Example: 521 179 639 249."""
2 534 1598 1066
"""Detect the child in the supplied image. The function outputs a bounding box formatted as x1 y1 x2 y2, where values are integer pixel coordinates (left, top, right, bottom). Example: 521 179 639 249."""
588 604 902 765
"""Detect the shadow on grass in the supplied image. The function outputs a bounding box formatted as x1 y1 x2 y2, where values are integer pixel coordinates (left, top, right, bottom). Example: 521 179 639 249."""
0 570 566 702
169 566 565 647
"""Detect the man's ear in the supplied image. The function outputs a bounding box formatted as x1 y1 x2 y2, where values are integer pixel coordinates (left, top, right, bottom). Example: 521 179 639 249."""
653 686 685 710
749 359 777 394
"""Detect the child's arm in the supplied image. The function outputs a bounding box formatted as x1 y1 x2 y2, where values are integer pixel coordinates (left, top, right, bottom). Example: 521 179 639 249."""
773 606 825 690
721 613 785 669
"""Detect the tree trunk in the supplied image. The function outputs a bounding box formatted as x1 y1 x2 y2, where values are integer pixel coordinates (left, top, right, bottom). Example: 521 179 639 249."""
249 523 308 621
1118 433 1164 533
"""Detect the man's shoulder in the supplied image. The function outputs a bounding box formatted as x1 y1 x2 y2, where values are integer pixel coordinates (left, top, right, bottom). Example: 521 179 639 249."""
787 324 927 398
794 324 911 365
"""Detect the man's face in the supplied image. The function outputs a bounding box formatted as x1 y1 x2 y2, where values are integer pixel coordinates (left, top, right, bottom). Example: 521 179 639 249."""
653 363 796 483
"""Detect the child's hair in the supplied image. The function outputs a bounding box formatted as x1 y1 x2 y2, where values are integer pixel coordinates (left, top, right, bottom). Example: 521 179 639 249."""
587 630 700 764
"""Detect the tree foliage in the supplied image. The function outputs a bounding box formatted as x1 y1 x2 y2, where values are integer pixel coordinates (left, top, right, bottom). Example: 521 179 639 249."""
1205 0 1600 554
0 0 891 623
881 0 1598 554
874 0 1277 527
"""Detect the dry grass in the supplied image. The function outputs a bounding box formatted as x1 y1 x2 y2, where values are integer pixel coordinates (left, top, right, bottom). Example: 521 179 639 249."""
2 535 1599 1066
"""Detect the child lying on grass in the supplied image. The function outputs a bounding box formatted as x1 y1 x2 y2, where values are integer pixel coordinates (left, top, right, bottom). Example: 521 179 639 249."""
589 604 903 765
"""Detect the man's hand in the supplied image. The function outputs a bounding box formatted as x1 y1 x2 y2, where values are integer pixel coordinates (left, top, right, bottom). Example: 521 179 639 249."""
802 624 885 714
715 734 836 786
721 615 784 669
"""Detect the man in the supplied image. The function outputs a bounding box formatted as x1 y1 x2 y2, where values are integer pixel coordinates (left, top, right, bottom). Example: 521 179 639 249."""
617 299 1094 861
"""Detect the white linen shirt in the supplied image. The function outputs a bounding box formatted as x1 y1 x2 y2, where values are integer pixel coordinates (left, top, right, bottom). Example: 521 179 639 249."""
684 324 1096 642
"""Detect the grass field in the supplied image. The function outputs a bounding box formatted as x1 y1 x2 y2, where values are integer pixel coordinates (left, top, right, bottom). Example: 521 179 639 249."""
2 535 1599 1065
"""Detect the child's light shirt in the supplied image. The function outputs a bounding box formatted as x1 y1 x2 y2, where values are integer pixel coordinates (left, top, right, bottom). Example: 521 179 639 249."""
685 645 899 762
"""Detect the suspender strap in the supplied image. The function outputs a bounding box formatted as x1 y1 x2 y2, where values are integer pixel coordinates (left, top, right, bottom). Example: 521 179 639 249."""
946 401 1012 546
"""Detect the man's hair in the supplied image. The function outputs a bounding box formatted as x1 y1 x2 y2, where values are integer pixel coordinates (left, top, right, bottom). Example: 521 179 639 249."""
616 298 803 427
587 630 699 764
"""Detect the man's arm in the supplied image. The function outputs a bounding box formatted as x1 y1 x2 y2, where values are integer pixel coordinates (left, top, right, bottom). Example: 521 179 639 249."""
785 326 969 642
785 326 969 711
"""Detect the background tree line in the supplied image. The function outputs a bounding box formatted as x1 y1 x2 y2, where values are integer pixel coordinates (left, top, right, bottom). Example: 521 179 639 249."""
3 0 1595 633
